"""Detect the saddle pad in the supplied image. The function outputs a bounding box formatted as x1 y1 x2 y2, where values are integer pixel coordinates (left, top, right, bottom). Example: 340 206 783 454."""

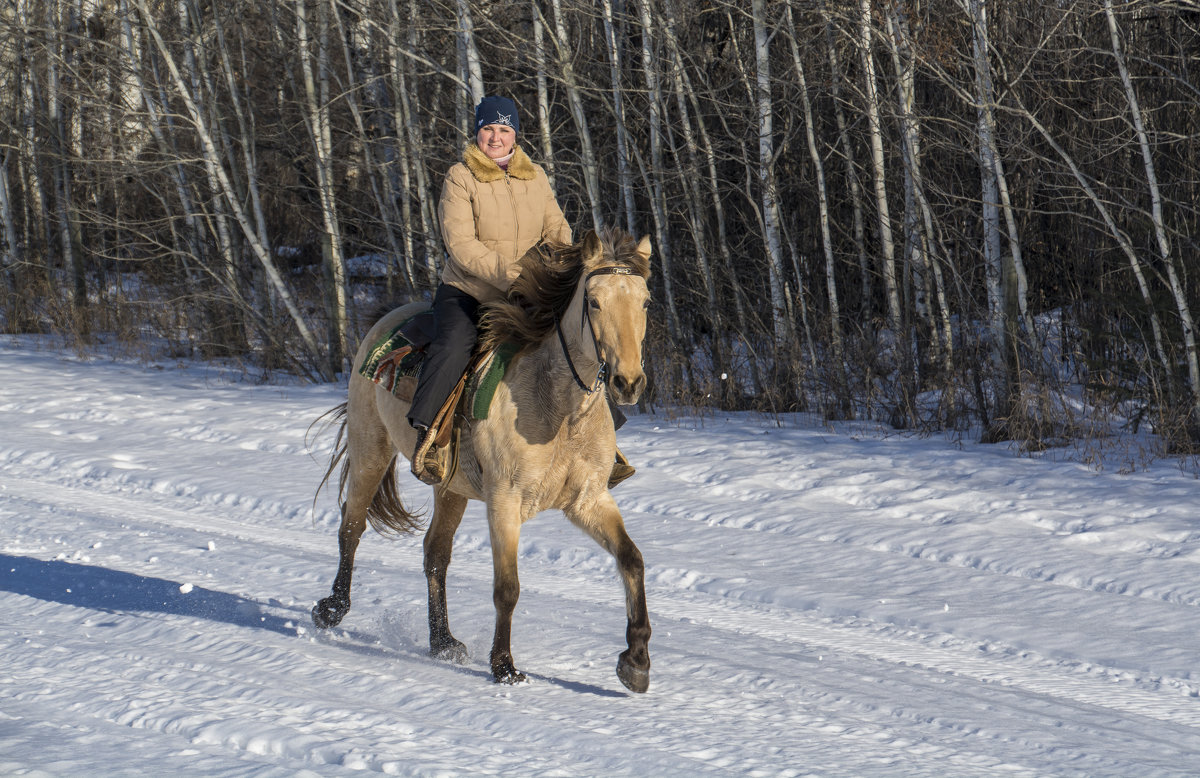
358 315 427 393
359 311 521 421
469 342 521 420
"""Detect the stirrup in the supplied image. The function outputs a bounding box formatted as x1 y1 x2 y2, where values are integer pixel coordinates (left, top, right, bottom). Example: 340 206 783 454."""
608 447 636 489
411 425 444 485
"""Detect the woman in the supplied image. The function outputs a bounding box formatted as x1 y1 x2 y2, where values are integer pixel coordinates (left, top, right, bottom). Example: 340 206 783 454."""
407 96 571 484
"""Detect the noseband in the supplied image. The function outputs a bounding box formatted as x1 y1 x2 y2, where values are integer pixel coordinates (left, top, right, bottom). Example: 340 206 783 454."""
556 266 637 394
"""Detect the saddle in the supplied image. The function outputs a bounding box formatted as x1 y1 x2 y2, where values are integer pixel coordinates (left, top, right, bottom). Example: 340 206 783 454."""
358 309 519 482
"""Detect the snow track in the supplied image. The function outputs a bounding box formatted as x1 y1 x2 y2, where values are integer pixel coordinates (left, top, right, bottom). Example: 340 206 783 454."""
3 342 1200 776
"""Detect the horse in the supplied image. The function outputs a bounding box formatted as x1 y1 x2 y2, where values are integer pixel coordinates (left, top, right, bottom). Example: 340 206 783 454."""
312 227 653 693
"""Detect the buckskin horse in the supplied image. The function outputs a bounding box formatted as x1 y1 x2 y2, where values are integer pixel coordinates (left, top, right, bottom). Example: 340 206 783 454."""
312 227 653 692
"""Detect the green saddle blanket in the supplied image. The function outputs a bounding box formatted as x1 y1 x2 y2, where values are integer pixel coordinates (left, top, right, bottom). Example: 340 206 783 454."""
358 310 520 420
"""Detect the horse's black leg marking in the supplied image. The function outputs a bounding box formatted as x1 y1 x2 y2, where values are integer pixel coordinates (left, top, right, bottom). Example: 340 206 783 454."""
425 490 468 662
613 535 650 693
567 498 651 693
313 504 364 629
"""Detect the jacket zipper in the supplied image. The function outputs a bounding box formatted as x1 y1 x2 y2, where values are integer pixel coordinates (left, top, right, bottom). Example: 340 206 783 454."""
504 171 519 263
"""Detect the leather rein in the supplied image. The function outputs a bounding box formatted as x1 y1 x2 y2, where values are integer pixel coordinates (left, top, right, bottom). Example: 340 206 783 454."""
555 266 637 394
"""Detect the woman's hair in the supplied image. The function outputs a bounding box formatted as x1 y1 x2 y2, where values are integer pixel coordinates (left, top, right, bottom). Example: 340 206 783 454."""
477 228 649 353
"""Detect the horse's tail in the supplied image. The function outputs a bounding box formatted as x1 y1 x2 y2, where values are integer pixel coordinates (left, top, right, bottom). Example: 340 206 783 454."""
314 402 424 536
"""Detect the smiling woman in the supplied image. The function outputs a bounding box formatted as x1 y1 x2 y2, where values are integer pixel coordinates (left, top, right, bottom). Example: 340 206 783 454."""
406 95 572 485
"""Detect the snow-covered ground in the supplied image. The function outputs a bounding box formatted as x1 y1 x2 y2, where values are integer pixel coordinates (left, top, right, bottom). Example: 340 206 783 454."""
3 337 1200 777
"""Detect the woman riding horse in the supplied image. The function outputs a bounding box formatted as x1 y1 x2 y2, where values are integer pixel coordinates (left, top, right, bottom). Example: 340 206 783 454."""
409 96 633 488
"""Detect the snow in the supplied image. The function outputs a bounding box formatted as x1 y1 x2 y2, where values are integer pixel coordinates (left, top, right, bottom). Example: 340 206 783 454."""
3 337 1200 776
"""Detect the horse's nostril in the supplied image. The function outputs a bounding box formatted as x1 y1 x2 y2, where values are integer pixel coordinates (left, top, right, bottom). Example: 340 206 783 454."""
612 373 645 398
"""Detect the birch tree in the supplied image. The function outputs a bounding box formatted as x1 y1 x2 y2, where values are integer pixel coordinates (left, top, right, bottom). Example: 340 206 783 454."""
1103 0 1200 425
601 0 636 234
784 0 847 411
858 0 900 331
636 0 681 343
531 0 556 186
455 0 483 117
296 0 349 374
549 0 603 229
821 5 870 311
750 0 795 350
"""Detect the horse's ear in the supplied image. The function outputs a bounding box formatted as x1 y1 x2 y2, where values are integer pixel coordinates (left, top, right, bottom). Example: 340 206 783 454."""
636 235 652 261
581 230 602 261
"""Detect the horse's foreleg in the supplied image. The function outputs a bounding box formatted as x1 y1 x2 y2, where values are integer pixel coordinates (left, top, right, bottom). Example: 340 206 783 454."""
569 496 651 693
425 488 468 662
488 504 525 684
313 503 366 628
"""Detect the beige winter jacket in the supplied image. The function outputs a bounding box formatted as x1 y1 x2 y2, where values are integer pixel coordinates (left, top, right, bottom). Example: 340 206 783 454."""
438 143 571 303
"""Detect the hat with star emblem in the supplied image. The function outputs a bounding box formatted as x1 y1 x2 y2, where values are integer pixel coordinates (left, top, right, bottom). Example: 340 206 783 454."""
474 96 520 134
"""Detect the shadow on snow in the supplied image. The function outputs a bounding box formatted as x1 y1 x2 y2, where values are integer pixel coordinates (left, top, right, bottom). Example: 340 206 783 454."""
0 553 296 636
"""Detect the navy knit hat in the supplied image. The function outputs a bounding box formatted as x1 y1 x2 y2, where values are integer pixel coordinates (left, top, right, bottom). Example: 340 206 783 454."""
474 96 520 134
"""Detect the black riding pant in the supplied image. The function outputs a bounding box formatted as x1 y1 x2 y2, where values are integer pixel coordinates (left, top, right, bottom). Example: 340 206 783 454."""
408 283 481 430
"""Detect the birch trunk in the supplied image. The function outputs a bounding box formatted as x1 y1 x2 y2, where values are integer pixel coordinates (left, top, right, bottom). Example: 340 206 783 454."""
1103 0 1200 423
46 0 86 317
16 0 54 291
821 7 870 311
751 0 795 350
636 0 680 342
884 5 953 369
785 2 842 366
403 0 441 282
0 149 26 329
858 0 901 331
296 0 349 375
549 0 603 229
329 1 408 297
601 0 636 234
657 0 737 400
531 0 556 187
211 5 280 324
966 0 1015 423
385 0 420 289
118 0 206 276
179 0 246 355
455 0 484 119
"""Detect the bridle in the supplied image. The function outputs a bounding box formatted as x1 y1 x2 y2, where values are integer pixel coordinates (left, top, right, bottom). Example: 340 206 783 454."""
555 266 637 394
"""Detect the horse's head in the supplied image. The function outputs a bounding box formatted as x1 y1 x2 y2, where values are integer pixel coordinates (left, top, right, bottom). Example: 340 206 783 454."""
579 229 652 406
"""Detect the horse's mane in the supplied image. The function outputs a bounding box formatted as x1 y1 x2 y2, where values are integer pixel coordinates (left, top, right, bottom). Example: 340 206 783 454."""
477 227 650 354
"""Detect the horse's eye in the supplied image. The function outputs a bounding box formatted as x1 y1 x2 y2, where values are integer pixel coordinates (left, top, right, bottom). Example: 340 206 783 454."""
642 299 651 310
589 298 601 310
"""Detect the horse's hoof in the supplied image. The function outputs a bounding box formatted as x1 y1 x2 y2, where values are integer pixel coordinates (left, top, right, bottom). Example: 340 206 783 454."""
493 669 528 685
617 653 650 693
491 655 527 685
312 596 349 629
430 638 469 664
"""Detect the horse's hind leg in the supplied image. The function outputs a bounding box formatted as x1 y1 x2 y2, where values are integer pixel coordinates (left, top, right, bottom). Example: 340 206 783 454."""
425 488 468 662
313 417 393 629
567 495 651 693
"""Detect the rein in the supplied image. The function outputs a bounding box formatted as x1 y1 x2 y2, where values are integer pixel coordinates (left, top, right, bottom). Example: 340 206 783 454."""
556 266 636 394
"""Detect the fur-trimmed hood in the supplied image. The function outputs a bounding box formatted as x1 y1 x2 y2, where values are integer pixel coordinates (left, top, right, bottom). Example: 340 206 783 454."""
463 143 539 183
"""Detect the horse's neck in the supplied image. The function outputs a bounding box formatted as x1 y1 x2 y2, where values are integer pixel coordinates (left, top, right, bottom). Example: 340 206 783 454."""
515 289 607 428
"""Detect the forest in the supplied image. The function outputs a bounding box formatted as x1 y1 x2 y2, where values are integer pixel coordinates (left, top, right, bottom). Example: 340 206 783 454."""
2 0 1199 451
